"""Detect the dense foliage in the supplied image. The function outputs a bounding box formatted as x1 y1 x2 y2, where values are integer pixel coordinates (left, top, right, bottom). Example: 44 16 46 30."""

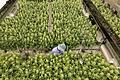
92 0 120 36
0 0 120 79
0 0 96 50
0 0 120 50
0 51 120 80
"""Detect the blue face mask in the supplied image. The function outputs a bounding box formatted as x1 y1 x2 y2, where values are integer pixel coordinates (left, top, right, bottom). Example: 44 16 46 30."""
57 44 66 52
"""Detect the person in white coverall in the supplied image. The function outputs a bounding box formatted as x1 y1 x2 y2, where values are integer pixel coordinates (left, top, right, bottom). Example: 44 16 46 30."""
50 44 66 55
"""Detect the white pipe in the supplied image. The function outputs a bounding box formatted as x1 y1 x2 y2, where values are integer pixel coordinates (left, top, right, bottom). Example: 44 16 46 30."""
0 0 9 9
100 44 114 63
82 8 90 17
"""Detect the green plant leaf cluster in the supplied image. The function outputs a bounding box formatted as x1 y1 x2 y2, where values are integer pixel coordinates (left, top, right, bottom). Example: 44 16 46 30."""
0 51 119 80
0 0 96 50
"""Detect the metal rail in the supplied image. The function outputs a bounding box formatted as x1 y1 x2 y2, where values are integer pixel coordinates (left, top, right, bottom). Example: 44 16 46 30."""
0 0 18 20
82 0 120 68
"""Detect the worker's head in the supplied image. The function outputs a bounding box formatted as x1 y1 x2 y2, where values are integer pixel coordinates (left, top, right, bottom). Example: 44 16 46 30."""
57 44 66 52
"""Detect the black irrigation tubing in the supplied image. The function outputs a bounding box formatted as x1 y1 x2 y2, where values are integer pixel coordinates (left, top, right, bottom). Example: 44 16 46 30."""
72 49 100 54
71 48 100 51
70 43 100 53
